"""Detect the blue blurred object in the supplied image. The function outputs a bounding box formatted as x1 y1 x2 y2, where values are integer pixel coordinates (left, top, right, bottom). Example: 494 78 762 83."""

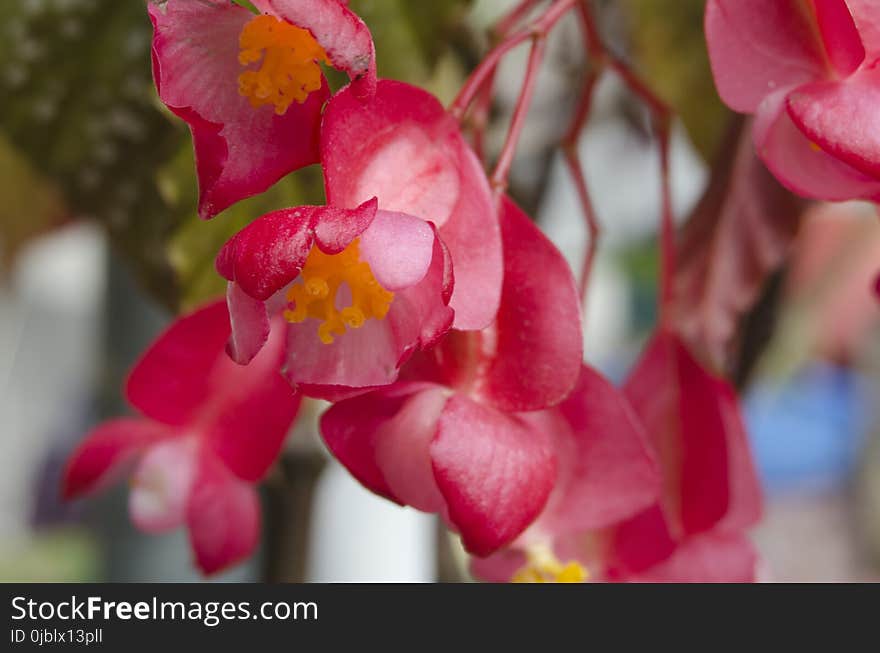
745 364 871 496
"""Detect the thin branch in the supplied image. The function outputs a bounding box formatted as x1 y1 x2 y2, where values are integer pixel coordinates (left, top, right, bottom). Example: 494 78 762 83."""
491 35 548 198
562 66 601 301
450 0 577 121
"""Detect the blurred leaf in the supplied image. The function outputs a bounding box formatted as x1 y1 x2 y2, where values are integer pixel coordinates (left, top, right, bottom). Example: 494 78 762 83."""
0 529 99 582
0 135 67 271
673 118 805 371
350 0 473 81
619 0 729 159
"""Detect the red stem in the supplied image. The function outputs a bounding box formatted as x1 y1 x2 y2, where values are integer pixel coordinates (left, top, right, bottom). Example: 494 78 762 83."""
469 0 549 163
491 35 548 197
562 67 601 301
574 1 675 319
450 0 577 121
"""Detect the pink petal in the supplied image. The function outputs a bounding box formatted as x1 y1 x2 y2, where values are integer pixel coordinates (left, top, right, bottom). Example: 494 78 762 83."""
149 0 327 219
705 0 829 113
129 438 198 534
252 0 376 94
202 316 300 483
62 419 171 499
320 383 445 505
754 89 880 200
624 533 759 583
387 233 455 350
609 504 679 574
474 198 583 413
372 387 449 513
322 80 502 330
813 0 865 76
469 549 527 583
787 68 880 179
225 281 271 365
125 301 231 427
623 331 762 538
431 395 557 556
186 452 261 575
528 366 660 538
283 312 404 389
359 211 435 291
848 0 880 64
216 199 378 301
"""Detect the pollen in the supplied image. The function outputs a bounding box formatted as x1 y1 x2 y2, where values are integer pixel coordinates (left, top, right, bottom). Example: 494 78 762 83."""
283 239 395 345
511 544 589 584
238 15 328 115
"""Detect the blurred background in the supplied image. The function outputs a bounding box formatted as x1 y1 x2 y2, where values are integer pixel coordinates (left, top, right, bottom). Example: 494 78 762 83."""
2 0 879 582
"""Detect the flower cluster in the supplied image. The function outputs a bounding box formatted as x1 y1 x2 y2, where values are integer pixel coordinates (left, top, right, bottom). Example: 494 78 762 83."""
64 0 766 579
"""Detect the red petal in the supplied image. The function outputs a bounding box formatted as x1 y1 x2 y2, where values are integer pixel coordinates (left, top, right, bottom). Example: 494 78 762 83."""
62 419 171 499
320 383 446 505
624 533 759 583
216 199 378 301
225 281 271 365
475 198 582 413
623 331 762 537
848 0 880 65
149 0 327 219
787 69 880 179
754 89 880 201
322 80 502 330
705 0 828 112
813 0 865 75
530 366 661 538
186 453 261 575
431 395 557 556
125 301 231 426
202 316 300 483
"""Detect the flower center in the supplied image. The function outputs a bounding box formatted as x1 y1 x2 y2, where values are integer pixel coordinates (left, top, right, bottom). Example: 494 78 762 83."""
511 544 588 584
238 15 328 115
284 240 395 345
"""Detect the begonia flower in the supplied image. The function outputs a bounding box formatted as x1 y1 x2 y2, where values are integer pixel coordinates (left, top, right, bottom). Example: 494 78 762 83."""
149 0 376 219
474 331 763 583
706 0 880 201
320 199 586 555
63 301 301 574
321 80 503 330
216 198 454 394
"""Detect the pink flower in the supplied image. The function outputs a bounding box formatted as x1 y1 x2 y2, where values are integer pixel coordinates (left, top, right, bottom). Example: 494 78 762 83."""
149 0 376 219
474 331 763 582
216 199 454 394
321 80 503 331
706 0 880 201
320 199 586 555
63 301 301 574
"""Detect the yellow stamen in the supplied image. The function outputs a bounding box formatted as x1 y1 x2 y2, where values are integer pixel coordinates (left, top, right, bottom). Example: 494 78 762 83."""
238 15 328 115
511 544 589 584
283 239 395 345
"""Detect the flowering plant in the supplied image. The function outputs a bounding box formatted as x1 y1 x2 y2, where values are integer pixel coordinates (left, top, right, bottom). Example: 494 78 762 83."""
46 0 880 582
